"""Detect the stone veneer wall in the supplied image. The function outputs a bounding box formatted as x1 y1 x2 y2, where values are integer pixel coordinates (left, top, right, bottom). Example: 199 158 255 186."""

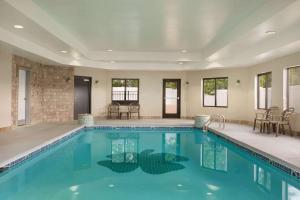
11 55 74 126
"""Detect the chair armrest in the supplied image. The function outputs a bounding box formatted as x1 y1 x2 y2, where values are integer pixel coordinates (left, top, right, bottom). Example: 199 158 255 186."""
255 112 266 118
269 114 283 121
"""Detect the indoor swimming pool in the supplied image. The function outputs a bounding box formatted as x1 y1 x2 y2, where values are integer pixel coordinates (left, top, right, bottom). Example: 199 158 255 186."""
0 127 299 200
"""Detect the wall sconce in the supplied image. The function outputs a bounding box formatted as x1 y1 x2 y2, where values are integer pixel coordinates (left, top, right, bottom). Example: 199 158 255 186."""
185 81 190 85
236 80 241 85
95 80 99 84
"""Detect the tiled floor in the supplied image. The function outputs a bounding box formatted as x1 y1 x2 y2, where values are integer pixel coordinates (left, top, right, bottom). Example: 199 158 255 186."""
209 123 300 172
1 119 300 173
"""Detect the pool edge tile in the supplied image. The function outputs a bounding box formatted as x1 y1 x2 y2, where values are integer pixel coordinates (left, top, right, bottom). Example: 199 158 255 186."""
208 127 300 179
1 124 299 180
0 125 84 171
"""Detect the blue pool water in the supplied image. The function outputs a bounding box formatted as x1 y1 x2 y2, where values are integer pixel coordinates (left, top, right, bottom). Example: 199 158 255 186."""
0 128 299 200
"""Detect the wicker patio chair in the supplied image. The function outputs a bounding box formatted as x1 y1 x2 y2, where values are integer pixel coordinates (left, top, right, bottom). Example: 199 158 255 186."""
107 102 120 119
268 108 295 137
129 102 140 119
253 106 280 132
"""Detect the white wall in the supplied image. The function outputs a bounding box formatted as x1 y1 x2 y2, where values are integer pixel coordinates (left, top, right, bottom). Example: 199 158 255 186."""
64 52 300 132
186 68 250 121
0 47 297 133
106 70 188 118
0 49 12 128
247 52 300 131
75 69 188 118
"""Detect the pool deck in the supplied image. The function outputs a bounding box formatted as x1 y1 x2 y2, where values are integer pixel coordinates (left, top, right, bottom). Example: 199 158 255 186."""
209 123 300 173
0 119 300 174
0 122 82 168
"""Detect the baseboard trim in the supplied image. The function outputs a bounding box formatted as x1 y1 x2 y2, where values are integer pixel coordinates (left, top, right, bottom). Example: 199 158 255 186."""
0 126 12 132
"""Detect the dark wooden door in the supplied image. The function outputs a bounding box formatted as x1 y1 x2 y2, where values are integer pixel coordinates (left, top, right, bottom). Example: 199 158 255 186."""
163 79 181 118
74 76 92 119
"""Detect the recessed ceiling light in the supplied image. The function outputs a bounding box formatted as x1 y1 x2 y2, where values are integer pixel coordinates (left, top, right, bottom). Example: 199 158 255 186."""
110 61 115 63
178 62 184 65
107 49 113 52
14 25 24 29
181 50 187 53
60 50 68 54
265 31 276 35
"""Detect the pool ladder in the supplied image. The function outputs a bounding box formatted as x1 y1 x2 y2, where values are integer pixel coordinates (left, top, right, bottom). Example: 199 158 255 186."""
203 114 226 131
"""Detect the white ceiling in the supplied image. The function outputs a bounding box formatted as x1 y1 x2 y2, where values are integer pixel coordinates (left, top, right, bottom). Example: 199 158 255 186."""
0 0 300 70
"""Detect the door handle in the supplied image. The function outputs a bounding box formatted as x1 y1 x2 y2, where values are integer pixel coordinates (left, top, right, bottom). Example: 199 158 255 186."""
177 97 180 100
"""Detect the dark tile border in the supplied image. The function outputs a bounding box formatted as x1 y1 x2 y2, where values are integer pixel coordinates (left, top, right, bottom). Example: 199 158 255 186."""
0 127 83 173
0 125 299 180
88 125 194 131
207 128 300 179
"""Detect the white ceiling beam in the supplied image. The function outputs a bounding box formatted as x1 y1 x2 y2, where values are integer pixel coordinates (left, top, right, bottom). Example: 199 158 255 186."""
0 27 66 63
4 0 89 57
87 51 203 62
203 0 296 60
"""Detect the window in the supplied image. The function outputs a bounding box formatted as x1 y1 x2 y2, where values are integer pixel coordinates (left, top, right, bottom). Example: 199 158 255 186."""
163 133 180 162
282 181 300 200
257 72 272 109
253 165 271 191
286 66 300 112
111 138 138 163
200 142 227 171
112 79 139 104
203 77 228 107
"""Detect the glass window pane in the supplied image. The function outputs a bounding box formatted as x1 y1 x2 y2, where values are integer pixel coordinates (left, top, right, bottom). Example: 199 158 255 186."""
257 73 272 109
165 81 178 114
201 142 227 171
126 79 139 101
112 79 125 101
164 133 178 161
202 142 215 169
267 87 272 109
267 73 272 108
125 139 138 163
288 184 300 200
215 144 227 171
216 78 228 107
112 139 124 163
203 79 216 106
258 74 266 109
288 67 300 112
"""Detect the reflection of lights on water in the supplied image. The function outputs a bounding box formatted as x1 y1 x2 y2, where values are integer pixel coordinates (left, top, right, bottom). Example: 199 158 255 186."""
177 184 183 187
207 184 220 191
74 192 79 195
69 185 79 192
108 184 115 188
207 192 212 195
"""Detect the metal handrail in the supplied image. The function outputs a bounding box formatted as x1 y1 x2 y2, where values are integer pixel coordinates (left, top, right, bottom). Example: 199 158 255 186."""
203 114 226 131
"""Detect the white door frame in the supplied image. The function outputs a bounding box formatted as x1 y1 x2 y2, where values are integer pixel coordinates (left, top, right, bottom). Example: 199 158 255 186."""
17 68 30 125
